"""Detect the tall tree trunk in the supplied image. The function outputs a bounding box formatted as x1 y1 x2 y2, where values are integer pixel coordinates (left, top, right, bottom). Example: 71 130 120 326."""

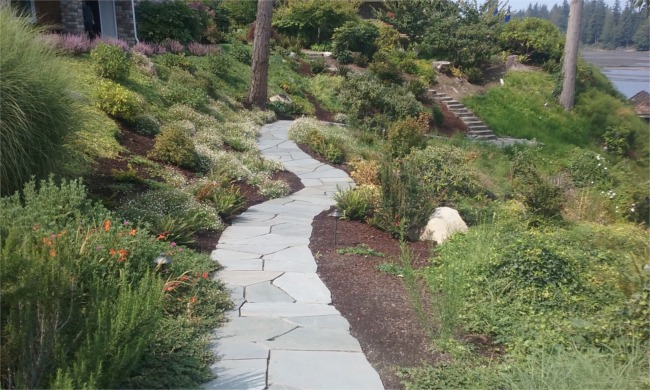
559 0 583 111
247 0 274 110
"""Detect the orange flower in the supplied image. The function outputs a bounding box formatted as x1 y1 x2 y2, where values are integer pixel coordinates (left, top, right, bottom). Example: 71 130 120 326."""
202 272 209 279
49 249 57 257
103 220 111 232
191 296 197 303
180 276 188 281
42 237 53 246
109 249 116 256
118 249 127 262
129 229 137 236
157 231 168 240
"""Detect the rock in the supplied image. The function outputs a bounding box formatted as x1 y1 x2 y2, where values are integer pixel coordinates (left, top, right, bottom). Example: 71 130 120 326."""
289 51 297 58
269 94 292 105
419 207 468 244
432 61 451 72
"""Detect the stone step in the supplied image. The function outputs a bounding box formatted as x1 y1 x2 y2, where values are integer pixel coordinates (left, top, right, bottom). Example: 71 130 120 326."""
468 133 497 140
468 130 494 136
445 103 464 109
468 125 489 131
461 118 482 124
455 112 475 118
436 96 454 102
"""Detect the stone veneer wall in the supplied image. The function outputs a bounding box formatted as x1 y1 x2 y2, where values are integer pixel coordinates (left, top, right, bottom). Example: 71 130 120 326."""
60 0 84 35
115 0 136 44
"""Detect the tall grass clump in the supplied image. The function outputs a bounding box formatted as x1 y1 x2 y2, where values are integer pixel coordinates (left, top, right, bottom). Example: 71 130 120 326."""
0 9 81 195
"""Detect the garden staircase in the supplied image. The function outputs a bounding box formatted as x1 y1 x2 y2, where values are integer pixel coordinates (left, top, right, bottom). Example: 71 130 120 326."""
428 89 497 141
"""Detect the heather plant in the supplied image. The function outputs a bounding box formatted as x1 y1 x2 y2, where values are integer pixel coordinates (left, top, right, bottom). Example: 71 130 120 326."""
0 9 82 194
188 42 220 56
92 36 129 52
132 41 157 56
91 42 131 80
58 33 92 55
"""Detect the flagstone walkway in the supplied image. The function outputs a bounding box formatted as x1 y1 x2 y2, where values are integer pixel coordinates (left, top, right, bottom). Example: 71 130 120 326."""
204 121 384 390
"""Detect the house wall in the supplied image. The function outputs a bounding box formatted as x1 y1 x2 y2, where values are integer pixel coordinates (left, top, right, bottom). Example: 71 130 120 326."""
115 0 135 44
60 0 84 34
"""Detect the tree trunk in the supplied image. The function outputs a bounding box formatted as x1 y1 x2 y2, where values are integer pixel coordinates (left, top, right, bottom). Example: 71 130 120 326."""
559 0 583 111
247 0 274 110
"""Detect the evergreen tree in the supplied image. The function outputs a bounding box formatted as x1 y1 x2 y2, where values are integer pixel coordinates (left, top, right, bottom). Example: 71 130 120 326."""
633 15 650 49
619 2 636 46
601 9 617 47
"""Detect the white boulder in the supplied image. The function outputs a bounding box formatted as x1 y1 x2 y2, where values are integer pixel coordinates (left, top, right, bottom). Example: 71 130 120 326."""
419 207 468 244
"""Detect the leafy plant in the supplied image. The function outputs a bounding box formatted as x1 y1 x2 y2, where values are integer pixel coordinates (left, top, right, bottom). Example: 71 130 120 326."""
149 123 199 170
194 180 245 219
135 0 209 44
334 185 380 221
337 244 385 257
499 18 564 65
206 52 232 77
91 42 131 80
386 113 429 158
332 20 379 59
229 43 251 65
131 114 161 136
94 80 143 121
309 57 327 74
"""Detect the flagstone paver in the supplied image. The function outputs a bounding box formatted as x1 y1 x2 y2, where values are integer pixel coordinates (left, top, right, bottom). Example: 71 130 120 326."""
205 121 383 389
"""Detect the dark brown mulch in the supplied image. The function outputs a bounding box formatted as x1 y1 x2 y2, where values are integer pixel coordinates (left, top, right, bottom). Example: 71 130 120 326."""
310 210 444 389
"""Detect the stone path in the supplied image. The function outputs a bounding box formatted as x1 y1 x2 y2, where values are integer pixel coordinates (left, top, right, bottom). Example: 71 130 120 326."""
204 121 384 390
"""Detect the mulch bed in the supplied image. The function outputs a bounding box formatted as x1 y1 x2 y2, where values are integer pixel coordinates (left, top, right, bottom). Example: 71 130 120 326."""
310 210 444 389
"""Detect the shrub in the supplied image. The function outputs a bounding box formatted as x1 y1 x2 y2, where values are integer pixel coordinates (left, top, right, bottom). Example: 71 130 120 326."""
92 36 129 52
332 20 379 59
163 69 209 109
336 49 353 64
334 185 381 221
94 80 143 121
188 42 220 56
194 180 245 219
499 18 564 65
132 41 157 56
567 149 611 188
374 21 401 51
405 78 426 99
352 52 369 67
91 42 131 80
230 43 251 65
136 0 208 44
273 0 360 46
431 104 445 128
0 178 229 389
206 52 232 77
0 9 81 194
350 159 380 186
386 114 429 158
304 129 344 164
149 123 199 170
116 188 223 244
512 154 565 219
309 57 327 74
131 114 161 136
158 52 194 72
603 125 635 157
464 67 484 84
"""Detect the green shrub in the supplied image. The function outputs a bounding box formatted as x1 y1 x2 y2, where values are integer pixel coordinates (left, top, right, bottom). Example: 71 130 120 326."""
369 57 403 84
567 149 611 188
336 49 353 64
273 0 359 46
158 53 195 72
135 0 208 44
512 154 565 219
334 185 380 221
405 78 426 99
94 80 143 121
386 114 429 158
603 125 635 157
352 52 369 67
464 67 484 84
304 129 344 164
194 180 245 219
149 123 199 170
309 57 327 74
90 42 131 80
332 20 379 59
0 9 81 194
206 52 232 77
163 69 209 109
374 21 401 51
431 104 445 128
499 18 564 65
230 43 251 65
131 114 161 136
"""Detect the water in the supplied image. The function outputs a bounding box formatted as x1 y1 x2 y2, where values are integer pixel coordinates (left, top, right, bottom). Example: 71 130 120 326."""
582 49 650 98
